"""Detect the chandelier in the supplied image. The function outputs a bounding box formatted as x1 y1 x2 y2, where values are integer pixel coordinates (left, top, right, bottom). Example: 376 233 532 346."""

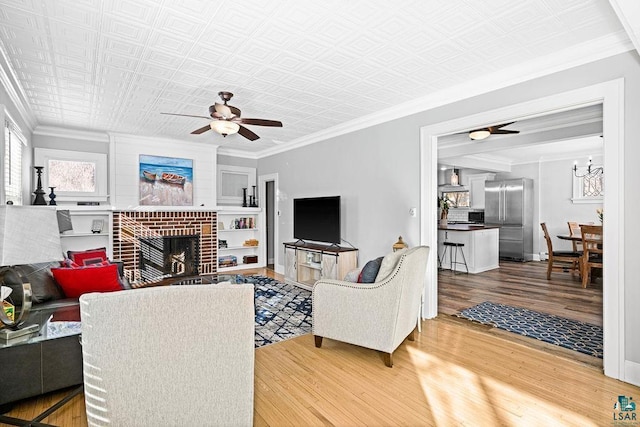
573 157 603 178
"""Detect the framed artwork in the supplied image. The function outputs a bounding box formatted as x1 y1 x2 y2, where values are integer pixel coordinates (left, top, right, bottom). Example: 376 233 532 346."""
139 155 193 206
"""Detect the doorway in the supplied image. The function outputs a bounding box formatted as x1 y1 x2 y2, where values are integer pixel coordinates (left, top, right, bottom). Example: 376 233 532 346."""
259 173 279 272
419 80 625 381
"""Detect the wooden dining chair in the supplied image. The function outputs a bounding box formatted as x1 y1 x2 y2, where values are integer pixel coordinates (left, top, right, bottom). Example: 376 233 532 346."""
580 224 603 288
540 223 582 280
567 221 582 272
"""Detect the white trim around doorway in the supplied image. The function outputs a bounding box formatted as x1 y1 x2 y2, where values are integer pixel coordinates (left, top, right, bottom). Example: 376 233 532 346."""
419 79 625 382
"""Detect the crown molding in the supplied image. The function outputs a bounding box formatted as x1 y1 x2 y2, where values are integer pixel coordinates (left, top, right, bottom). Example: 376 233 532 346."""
253 31 633 159
0 39 37 132
33 125 110 143
608 0 640 54
109 131 219 152
217 146 261 159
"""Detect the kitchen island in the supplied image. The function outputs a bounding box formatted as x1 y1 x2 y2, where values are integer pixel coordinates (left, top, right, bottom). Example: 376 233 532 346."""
438 224 500 273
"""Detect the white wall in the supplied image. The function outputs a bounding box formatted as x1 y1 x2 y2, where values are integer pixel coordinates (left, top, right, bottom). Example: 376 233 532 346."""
110 134 218 209
259 123 421 265
536 156 604 254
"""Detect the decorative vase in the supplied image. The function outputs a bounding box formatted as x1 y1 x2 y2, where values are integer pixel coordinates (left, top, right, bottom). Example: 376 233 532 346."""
242 188 248 207
48 187 57 205
439 219 448 226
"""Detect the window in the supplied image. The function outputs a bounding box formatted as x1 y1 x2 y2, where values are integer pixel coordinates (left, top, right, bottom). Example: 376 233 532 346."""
34 148 108 202
572 167 603 203
3 117 25 205
442 191 470 208
217 165 256 205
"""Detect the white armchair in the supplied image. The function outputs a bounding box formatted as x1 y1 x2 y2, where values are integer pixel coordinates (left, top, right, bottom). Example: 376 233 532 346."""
79 284 255 426
312 246 430 367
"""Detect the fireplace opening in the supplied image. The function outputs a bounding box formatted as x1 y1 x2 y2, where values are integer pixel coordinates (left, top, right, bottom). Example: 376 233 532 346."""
138 234 200 282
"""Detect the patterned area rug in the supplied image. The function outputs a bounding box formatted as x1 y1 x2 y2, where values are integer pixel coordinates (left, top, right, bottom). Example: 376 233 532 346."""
249 275 312 348
455 301 603 358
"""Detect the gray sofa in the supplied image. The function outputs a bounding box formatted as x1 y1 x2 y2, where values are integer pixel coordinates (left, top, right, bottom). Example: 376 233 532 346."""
0 261 128 408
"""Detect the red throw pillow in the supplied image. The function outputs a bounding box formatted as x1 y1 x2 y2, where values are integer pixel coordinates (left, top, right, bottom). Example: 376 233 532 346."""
67 248 108 266
51 264 122 299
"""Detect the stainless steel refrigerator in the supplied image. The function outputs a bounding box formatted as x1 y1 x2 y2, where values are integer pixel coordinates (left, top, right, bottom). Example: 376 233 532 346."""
484 178 533 260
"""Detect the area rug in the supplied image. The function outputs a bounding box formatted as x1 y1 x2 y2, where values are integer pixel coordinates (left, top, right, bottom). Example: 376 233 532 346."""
248 275 312 348
455 301 603 358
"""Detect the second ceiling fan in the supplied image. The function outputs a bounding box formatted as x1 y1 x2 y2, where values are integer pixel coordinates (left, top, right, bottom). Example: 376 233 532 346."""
162 91 283 141
467 122 519 140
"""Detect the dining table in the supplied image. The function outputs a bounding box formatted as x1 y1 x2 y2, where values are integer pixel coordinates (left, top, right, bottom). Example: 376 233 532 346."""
556 224 603 244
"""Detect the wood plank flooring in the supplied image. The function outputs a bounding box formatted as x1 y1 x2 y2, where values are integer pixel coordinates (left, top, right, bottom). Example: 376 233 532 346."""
2 264 623 427
438 260 603 326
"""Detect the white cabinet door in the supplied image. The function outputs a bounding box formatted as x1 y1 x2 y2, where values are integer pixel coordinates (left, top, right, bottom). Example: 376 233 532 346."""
468 173 496 209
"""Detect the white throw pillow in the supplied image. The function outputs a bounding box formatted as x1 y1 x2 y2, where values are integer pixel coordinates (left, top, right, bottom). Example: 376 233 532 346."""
375 248 408 282
343 268 362 282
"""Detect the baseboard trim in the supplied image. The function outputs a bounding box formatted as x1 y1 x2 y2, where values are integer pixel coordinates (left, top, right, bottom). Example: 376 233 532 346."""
624 360 640 387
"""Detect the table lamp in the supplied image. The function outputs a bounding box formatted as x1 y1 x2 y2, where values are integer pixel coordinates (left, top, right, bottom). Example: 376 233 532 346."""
0 205 62 340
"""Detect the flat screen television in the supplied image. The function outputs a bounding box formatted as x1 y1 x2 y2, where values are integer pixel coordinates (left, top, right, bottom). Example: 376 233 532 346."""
293 196 341 244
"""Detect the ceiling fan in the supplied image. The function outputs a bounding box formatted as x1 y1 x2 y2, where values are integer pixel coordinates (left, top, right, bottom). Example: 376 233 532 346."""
466 122 520 140
161 91 283 141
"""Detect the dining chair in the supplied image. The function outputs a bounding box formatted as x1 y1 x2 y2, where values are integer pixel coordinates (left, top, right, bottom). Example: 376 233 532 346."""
540 223 582 280
580 224 603 288
567 221 582 272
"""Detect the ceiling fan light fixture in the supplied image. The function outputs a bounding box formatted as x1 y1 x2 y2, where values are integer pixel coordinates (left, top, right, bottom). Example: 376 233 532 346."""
469 129 491 140
210 120 240 136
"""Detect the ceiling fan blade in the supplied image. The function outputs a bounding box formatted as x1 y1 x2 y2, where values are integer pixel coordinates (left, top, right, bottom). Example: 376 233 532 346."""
236 118 283 127
191 124 211 135
237 124 260 141
228 105 241 117
494 122 516 129
161 112 210 119
491 129 520 134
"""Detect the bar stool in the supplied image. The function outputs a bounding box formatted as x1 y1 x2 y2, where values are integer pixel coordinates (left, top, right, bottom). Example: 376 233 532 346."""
439 241 469 274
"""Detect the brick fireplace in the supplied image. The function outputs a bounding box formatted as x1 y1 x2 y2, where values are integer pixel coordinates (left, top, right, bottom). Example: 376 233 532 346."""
113 211 217 284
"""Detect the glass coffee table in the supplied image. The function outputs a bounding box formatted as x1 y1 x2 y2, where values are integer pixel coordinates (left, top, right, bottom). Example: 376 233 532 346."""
0 303 84 426
168 274 259 286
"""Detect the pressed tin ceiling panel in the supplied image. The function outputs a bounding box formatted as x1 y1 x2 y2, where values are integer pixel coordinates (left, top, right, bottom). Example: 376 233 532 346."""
0 0 630 155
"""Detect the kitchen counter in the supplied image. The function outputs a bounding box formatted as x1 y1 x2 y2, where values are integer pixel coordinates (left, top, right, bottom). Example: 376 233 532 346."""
438 223 500 231
438 226 499 273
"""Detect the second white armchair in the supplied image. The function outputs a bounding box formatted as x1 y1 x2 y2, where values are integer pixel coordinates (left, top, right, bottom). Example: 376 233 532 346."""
312 246 430 367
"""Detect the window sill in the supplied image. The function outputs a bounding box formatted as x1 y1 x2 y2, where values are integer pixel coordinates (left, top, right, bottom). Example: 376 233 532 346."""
571 197 603 204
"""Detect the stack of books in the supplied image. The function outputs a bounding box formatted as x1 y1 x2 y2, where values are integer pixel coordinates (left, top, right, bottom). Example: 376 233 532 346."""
218 255 237 268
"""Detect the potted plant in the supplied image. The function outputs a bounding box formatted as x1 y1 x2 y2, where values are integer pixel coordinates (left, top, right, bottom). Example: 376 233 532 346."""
438 197 450 226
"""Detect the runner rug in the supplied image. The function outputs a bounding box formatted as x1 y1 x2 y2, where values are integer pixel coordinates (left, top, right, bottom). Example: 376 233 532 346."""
455 301 603 358
249 275 312 348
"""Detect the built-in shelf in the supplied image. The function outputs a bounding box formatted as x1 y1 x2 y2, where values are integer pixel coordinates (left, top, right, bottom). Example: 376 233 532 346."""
218 245 260 251
217 209 263 272
56 206 113 257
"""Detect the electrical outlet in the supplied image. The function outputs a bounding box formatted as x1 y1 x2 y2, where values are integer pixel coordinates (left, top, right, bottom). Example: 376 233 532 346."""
409 207 417 217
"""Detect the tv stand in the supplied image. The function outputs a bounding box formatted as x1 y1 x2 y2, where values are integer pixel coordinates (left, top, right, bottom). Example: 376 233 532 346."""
283 242 358 290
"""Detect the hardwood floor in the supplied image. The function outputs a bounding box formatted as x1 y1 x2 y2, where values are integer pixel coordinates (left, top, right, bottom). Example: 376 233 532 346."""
2 264 625 427
438 259 603 326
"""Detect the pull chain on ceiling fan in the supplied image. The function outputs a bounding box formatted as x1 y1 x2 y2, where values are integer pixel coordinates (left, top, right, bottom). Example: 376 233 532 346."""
161 91 283 141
